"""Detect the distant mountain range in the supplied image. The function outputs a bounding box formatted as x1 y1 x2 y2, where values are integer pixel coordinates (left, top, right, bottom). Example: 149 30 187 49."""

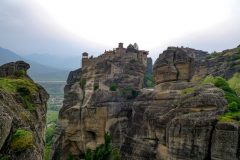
0 47 70 81
24 53 81 70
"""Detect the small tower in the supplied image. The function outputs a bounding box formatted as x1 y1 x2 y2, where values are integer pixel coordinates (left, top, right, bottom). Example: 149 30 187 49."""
82 52 89 68
118 42 123 49
116 42 126 55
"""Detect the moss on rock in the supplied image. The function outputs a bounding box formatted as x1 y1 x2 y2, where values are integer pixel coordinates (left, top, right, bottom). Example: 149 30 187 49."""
0 77 38 94
181 87 194 95
10 129 33 152
0 77 38 111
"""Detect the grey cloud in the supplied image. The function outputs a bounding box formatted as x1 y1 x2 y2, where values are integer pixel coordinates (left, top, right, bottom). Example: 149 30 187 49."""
0 0 239 60
0 0 103 57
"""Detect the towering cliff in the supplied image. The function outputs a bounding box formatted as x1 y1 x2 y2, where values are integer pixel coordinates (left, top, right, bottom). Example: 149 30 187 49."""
51 43 148 159
52 45 240 160
0 61 49 160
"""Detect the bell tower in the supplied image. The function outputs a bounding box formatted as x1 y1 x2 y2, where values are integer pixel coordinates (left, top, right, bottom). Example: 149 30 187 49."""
82 52 89 68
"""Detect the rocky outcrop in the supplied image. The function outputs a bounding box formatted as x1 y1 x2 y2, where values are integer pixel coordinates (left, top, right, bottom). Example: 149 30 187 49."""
192 47 240 82
0 61 30 77
153 47 208 84
153 46 240 83
52 46 239 160
66 68 82 84
211 122 240 160
0 61 49 160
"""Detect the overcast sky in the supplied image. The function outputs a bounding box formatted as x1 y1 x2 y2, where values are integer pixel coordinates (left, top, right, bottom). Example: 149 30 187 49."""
0 0 240 61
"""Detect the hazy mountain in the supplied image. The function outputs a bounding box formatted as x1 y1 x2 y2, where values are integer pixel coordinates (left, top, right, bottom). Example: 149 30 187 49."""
0 46 69 81
0 47 22 63
24 53 81 70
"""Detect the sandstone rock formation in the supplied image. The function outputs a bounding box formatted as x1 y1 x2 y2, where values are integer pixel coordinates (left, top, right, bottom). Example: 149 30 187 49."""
0 61 49 160
52 45 240 160
51 47 148 159
153 47 208 84
0 61 30 77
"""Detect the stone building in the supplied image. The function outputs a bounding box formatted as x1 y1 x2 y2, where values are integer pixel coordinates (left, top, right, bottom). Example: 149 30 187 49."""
81 43 148 68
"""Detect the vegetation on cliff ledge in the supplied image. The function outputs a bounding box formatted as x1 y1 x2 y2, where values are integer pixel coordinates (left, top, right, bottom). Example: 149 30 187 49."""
0 77 38 111
120 86 139 99
84 133 120 160
144 74 155 88
228 73 240 96
0 77 38 93
203 75 240 122
181 87 195 95
109 83 117 91
10 129 33 152
206 51 220 59
14 69 27 77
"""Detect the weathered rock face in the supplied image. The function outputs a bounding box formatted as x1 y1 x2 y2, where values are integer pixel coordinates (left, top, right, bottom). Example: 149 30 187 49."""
51 55 147 159
52 80 229 160
0 61 49 160
192 47 240 82
154 46 240 84
211 122 240 160
95 56 146 90
153 47 208 84
0 61 30 77
52 46 239 160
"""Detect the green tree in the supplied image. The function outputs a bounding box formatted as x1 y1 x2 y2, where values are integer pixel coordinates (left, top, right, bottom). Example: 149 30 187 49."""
229 102 238 112
110 83 117 91
84 133 120 160
144 74 155 88
228 73 240 96
203 76 240 111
